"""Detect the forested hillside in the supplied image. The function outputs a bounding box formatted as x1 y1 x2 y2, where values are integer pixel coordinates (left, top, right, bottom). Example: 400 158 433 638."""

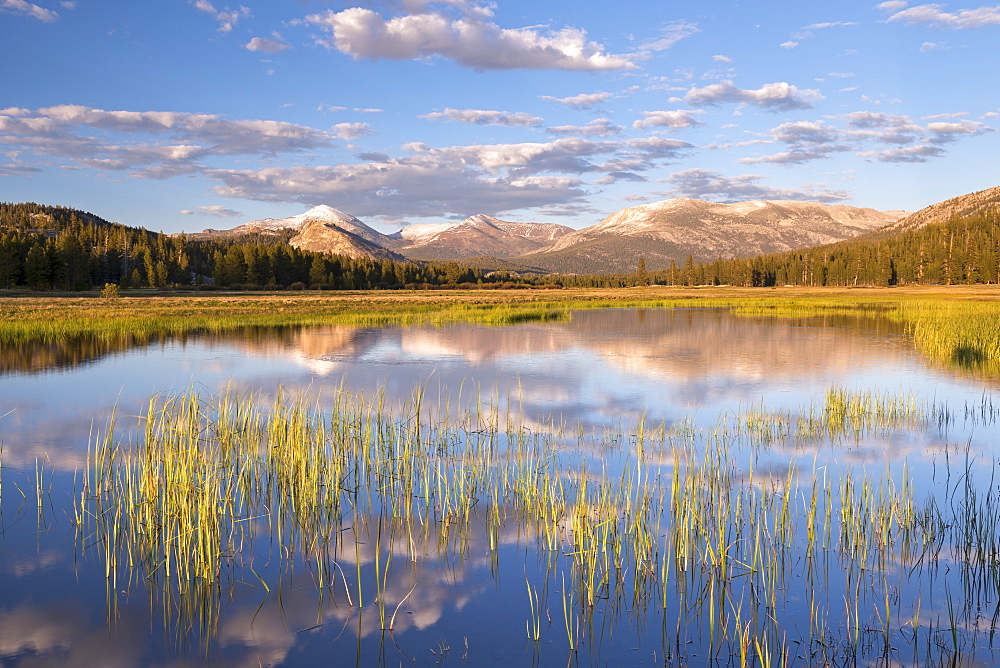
0 203 495 290
682 210 1000 287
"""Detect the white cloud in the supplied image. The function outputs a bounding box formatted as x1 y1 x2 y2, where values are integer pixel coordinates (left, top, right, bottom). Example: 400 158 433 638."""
772 120 839 144
0 0 58 21
738 120 849 164
638 20 700 51
180 205 242 217
306 6 635 71
733 111 990 165
539 92 614 108
594 171 647 185
882 2 1000 28
922 111 969 118
421 108 543 126
925 119 993 140
802 21 859 30
859 144 946 161
632 109 704 130
245 36 291 53
205 161 589 218
663 168 851 202
333 122 376 140
547 118 623 137
712 54 733 62
679 80 823 111
782 20 858 48
740 147 846 164
0 106 337 175
192 0 251 33
877 1 910 10
201 135 688 219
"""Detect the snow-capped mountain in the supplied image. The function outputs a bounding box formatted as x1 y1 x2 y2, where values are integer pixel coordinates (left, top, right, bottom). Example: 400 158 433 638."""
289 219 405 261
518 198 908 274
386 214 573 259
187 199 906 272
235 205 393 247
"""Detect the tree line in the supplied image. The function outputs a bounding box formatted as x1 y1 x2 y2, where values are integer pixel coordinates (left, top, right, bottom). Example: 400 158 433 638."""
0 202 512 291
554 209 1000 288
4 201 998 292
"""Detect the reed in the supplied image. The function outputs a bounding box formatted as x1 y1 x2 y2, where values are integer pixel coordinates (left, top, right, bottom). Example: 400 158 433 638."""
70 381 1000 664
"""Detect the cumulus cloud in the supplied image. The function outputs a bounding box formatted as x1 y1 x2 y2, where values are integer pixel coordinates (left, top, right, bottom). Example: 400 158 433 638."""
843 110 991 149
735 112 991 165
245 35 291 53
738 120 849 164
663 168 851 202
771 120 840 144
594 171 647 185
0 105 336 176
421 108 543 126
740 147 846 164
632 109 703 130
547 118 623 137
201 136 689 219
205 162 588 218
859 144 946 161
712 54 733 62
179 205 242 217
925 119 993 141
192 0 251 33
677 80 823 111
0 0 58 21
880 1 1000 28
332 122 376 140
306 5 635 71
637 20 700 51
539 92 615 109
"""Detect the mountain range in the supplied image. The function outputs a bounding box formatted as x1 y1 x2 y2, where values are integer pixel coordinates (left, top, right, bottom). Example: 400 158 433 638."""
193 198 912 274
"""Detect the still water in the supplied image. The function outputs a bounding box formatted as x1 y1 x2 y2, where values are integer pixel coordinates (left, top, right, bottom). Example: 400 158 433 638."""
1 308 999 666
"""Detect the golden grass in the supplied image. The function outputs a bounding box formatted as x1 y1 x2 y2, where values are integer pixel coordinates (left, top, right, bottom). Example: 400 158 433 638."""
74 382 999 664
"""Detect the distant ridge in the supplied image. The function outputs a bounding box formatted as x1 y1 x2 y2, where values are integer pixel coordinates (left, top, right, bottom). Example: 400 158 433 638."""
185 198 907 273
387 214 573 259
873 185 1000 236
513 198 907 274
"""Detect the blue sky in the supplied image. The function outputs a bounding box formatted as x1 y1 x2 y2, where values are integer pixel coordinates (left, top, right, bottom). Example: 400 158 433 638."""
2 0 998 233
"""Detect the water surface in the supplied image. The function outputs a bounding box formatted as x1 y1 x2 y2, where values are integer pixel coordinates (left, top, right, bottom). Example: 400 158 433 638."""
2 308 999 666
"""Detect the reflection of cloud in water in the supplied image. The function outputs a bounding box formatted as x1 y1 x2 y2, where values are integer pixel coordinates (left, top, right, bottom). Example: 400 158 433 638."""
0 603 144 667
6 550 63 577
3 307 998 475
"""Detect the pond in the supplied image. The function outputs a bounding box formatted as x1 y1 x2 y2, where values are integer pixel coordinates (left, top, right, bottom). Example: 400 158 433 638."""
2 307 999 667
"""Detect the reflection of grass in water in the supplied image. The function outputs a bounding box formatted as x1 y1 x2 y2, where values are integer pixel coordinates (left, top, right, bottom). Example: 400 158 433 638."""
74 383 1000 664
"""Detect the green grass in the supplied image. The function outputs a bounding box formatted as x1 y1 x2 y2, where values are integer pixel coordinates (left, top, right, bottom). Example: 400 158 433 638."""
72 382 1000 663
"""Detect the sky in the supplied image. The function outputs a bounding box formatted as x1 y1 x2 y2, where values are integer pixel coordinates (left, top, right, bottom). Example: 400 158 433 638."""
1 0 998 234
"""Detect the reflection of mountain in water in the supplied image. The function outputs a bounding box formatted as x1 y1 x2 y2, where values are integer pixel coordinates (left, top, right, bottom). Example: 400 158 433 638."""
567 308 912 382
0 308 920 384
266 309 914 384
